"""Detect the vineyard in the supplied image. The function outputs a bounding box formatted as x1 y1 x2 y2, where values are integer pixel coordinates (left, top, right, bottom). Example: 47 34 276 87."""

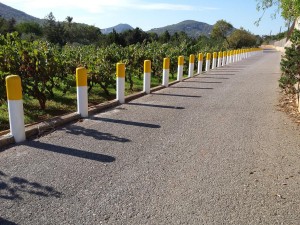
0 32 227 131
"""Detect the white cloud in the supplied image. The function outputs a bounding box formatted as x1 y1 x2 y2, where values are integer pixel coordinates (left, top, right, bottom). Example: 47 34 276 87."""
8 0 218 14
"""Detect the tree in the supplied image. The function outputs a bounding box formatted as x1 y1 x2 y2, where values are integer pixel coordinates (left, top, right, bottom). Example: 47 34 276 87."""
210 20 233 45
43 12 65 45
256 0 300 22
279 29 300 92
227 28 257 48
16 21 43 36
159 30 171 43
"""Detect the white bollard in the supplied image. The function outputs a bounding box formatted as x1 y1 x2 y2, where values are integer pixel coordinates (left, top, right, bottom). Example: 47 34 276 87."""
226 51 230 65
217 51 222 67
116 63 125 104
177 56 184 81
162 58 170 87
143 60 151 94
205 53 211 72
232 50 236 63
212 52 217 69
230 50 234 64
197 53 203 74
6 75 26 143
76 67 88 117
222 51 226 66
188 54 195 78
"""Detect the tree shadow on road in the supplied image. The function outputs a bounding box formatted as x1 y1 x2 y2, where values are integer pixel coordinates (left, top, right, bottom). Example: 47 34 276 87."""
0 217 18 225
63 124 131 142
0 170 62 201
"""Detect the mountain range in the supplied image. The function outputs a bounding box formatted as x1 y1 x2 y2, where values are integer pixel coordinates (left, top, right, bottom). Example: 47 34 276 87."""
0 2 213 37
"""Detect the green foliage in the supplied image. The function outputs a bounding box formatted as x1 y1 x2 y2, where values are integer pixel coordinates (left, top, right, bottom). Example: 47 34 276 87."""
256 0 300 22
211 20 233 45
0 32 65 109
279 29 300 91
227 28 258 49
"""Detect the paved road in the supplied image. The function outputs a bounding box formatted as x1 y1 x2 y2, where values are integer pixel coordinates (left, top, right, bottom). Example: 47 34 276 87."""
1 50 300 225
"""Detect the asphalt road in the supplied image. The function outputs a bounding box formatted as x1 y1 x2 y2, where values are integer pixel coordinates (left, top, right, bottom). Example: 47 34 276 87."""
1 49 300 225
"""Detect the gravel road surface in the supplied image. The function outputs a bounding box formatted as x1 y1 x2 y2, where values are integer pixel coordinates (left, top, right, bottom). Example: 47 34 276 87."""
1 49 300 225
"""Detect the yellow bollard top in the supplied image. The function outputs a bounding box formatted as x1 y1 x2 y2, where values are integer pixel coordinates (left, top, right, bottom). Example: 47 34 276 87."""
198 53 203 61
144 60 151 73
223 51 227 57
178 56 184 66
116 63 125 78
76 67 87 87
163 58 170 69
206 53 211 60
213 52 217 58
6 75 22 100
227 51 230 56
189 54 195 63
218 51 222 57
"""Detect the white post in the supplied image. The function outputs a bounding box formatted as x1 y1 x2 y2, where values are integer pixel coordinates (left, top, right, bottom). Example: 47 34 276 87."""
6 75 26 143
143 60 151 94
76 67 88 117
177 56 184 81
162 58 170 87
226 51 230 65
217 51 222 67
197 53 203 74
206 53 211 72
212 52 217 69
222 51 226 66
116 63 125 104
232 50 236 63
188 54 195 78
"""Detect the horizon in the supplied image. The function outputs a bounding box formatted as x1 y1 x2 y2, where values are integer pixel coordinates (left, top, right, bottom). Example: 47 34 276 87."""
1 0 287 36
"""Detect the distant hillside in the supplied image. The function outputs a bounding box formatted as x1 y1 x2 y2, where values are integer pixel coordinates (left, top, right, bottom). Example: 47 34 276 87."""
101 24 134 34
148 20 213 38
0 2 42 23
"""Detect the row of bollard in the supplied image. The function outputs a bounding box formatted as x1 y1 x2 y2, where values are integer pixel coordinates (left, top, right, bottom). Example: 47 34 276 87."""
5 48 263 143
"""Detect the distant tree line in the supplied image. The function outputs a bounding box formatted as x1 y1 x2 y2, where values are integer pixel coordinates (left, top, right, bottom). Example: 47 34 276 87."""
0 12 266 49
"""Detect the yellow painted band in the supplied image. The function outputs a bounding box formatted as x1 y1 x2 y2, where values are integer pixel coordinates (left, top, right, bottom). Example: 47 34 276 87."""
163 58 170 69
206 53 211 60
213 52 217 58
144 60 151 73
189 54 195 63
116 63 125 78
223 51 226 57
6 75 22 100
178 56 184 66
76 67 87 87
198 53 203 61
218 52 222 57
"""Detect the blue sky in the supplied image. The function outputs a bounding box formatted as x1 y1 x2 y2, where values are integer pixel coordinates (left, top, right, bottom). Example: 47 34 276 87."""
2 0 287 35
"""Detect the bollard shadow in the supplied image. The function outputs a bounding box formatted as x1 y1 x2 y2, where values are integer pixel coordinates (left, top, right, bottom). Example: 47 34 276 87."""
0 170 62 201
198 77 229 80
26 141 116 163
184 81 222 84
151 93 202 98
127 102 185 110
0 217 18 225
63 124 130 143
206 73 235 76
91 117 161 129
169 86 213 90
